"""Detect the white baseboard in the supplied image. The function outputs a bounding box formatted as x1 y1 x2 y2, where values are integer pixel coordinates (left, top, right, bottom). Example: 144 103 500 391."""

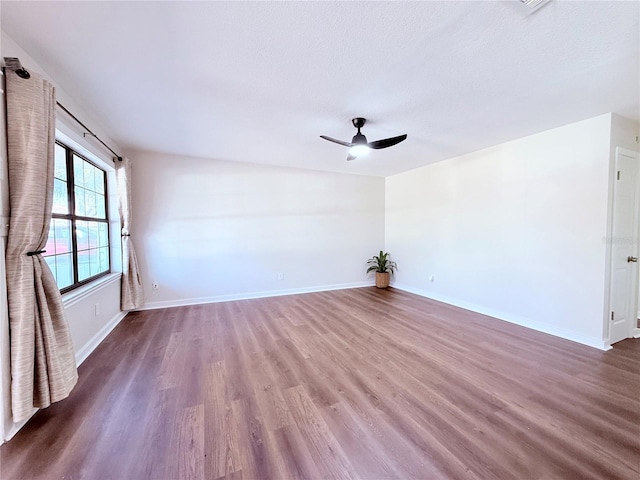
75 311 128 366
2 407 36 444
137 282 373 311
392 283 610 351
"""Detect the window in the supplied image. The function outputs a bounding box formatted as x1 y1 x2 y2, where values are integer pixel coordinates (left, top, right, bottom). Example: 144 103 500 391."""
44 141 110 292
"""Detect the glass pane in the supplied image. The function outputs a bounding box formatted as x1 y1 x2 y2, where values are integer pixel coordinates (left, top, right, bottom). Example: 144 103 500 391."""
44 255 56 278
98 247 109 272
74 186 86 216
76 220 89 251
53 219 72 254
44 222 55 257
83 162 96 191
54 144 67 181
98 223 108 247
56 254 74 289
96 193 106 219
78 250 90 281
73 155 84 187
89 249 101 276
44 254 73 290
53 179 69 214
85 191 97 217
95 169 105 194
88 222 99 249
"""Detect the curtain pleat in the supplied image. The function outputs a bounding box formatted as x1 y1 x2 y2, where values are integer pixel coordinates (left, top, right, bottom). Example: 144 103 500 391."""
116 157 144 310
5 70 78 422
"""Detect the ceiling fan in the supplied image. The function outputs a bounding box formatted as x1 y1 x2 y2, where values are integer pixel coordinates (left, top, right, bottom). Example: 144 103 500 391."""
320 117 407 161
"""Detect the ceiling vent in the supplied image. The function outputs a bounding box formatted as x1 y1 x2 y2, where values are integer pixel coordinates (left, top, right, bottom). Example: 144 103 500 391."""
516 0 552 15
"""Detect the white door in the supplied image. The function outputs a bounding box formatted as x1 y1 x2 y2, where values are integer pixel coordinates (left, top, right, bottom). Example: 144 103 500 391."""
609 148 639 344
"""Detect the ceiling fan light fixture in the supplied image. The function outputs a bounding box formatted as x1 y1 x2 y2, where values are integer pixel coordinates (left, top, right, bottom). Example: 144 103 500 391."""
349 144 370 157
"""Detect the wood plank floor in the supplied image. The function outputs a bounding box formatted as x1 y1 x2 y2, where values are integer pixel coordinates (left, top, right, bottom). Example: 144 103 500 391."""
1 287 639 480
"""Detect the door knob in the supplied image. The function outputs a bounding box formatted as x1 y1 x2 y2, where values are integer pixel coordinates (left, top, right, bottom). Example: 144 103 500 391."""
628 256 638 263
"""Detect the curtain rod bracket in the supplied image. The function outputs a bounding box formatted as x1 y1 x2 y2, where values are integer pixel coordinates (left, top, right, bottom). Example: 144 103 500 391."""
3 57 31 79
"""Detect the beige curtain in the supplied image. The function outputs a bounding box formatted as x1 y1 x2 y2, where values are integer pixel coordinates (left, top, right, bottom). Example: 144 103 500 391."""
5 69 78 422
115 157 144 310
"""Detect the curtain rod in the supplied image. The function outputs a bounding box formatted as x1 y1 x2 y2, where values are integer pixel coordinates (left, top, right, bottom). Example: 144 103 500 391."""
3 56 122 162
55 102 122 162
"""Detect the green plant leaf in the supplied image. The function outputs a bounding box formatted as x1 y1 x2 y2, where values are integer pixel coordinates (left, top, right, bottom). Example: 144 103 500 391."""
366 251 397 274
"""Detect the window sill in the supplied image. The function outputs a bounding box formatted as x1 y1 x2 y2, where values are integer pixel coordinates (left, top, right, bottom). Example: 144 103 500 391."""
62 272 121 308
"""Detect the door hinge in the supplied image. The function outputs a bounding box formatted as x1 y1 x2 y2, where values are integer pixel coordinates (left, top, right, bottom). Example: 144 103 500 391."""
611 311 614 321
617 171 620 180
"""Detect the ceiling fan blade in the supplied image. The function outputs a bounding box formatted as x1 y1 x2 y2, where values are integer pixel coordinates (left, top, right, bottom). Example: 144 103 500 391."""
320 135 353 147
346 153 357 161
368 134 407 150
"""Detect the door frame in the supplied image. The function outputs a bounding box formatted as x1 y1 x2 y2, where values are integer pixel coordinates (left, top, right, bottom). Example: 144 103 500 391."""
604 147 640 346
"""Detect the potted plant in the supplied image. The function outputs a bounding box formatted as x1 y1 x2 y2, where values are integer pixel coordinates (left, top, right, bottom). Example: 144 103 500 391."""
366 250 397 289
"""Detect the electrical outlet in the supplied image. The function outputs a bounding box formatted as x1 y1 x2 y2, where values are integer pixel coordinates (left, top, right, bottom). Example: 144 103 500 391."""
429 275 435 282
277 272 284 281
94 303 100 316
152 282 159 290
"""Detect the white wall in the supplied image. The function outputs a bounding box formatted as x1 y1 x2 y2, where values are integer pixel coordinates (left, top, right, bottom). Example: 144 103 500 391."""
61 276 123 365
386 114 614 349
130 152 385 308
1 32 125 441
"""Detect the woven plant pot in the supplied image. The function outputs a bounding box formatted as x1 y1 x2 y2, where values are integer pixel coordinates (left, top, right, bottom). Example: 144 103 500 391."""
375 272 390 289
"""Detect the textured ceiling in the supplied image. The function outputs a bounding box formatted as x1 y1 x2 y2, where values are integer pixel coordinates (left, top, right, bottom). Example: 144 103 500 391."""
2 1 639 177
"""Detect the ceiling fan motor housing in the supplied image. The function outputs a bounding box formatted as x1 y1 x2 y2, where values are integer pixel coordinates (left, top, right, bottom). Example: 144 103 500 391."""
352 132 368 145
351 118 368 144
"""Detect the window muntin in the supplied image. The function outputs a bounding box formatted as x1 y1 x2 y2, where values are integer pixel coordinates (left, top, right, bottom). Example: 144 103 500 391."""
44 142 110 292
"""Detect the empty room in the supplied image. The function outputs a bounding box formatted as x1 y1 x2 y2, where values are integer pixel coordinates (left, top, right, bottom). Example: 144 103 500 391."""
0 1 639 479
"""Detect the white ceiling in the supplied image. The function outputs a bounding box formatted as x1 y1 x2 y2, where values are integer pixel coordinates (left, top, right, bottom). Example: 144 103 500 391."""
2 1 639 177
